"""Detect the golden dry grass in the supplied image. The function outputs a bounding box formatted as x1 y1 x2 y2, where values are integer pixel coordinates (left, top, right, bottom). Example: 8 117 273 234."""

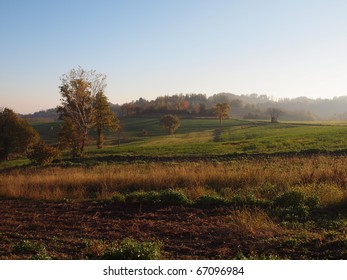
1 155 347 202
229 209 283 238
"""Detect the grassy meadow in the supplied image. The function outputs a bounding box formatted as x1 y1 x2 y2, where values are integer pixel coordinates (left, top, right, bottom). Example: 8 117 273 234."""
1 117 347 259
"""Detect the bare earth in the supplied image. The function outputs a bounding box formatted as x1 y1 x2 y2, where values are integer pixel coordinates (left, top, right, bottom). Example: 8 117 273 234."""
0 199 345 259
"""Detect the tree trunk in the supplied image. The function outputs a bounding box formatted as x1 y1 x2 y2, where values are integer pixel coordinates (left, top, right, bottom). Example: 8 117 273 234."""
97 128 104 149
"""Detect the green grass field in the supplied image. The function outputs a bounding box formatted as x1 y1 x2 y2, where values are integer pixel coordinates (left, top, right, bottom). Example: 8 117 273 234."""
29 117 347 158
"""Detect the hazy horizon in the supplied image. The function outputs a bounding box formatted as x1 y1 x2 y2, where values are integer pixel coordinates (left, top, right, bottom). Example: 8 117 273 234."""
1 0 347 114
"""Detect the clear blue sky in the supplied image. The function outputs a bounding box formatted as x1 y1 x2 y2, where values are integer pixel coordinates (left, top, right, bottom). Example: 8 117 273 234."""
1 0 347 113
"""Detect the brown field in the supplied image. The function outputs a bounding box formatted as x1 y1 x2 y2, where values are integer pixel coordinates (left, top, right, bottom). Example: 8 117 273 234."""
1 155 347 259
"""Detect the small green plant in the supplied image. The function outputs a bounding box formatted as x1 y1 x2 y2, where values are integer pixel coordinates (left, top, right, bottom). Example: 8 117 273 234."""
12 240 51 259
12 240 43 254
31 248 52 260
234 251 282 260
102 238 162 260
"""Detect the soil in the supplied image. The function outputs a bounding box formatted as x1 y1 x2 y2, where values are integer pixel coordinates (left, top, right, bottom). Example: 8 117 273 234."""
0 198 346 259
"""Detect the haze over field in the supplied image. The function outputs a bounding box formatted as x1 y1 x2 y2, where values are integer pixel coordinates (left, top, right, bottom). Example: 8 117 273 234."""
1 0 347 114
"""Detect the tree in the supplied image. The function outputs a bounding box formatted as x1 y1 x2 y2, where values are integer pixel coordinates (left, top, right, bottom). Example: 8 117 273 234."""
0 108 39 160
267 108 283 123
57 67 108 157
213 103 230 126
93 92 120 148
160 114 180 135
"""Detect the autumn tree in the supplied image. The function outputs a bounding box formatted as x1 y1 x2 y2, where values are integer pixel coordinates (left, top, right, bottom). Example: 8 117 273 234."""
213 103 230 126
267 107 283 123
0 108 39 160
57 67 110 157
93 92 120 148
160 114 180 135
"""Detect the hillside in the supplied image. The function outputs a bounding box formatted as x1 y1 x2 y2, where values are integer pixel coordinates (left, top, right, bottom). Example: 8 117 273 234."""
29 117 347 160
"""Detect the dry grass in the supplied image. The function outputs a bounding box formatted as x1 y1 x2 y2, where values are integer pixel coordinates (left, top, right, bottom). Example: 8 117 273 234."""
229 209 283 238
1 155 347 202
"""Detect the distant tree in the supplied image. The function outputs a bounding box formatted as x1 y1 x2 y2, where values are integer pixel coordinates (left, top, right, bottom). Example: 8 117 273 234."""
213 103 230 126
160 114 180 135
93 92 120 148
0 108 39 160
267 108 283 123
57 67 107 157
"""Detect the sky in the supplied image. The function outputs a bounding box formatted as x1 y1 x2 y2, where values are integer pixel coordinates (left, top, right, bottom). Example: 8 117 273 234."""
1 0 347 114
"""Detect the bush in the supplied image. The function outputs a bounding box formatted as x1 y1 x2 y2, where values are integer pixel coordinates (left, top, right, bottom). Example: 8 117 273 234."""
102 238 162 260
110 192 125 203
159 189 190 206
27 141 60 165
125 191 161 204
273 190 319 220
125 190 190 206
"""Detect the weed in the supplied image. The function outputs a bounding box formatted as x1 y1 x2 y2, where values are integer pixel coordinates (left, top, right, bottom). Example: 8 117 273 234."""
102 238 162 260
234 251 282 260
83 239 109 258
31 248 52 260
12 240 43 254
12 240 52 259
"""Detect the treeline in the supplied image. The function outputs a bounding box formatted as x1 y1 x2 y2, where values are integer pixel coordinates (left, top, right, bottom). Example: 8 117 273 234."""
116 93 316 121
22 92 347 121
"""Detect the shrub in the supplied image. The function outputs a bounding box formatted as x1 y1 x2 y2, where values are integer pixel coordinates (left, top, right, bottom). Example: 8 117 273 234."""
124 190 190 206
273 190 319 220
102 238 162 260
125 191 161 204
110 192 125 203
27 141 60 165
159 189 190 206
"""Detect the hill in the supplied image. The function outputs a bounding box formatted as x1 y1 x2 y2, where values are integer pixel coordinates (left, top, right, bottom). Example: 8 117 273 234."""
30 117 347 159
